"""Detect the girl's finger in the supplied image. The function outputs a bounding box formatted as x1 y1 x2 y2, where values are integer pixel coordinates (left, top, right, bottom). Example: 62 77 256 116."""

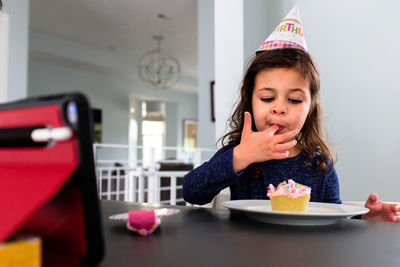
364 193 378 209
274 128 299 144
391 204 400 213
275 140 297 152
368 193 378 203
265 124 280 137
242 112 253 136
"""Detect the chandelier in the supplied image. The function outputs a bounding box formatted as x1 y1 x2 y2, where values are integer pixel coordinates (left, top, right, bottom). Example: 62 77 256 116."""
138 35 180 88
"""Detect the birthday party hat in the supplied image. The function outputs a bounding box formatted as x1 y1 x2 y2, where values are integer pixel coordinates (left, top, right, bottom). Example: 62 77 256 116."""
257 5 307 53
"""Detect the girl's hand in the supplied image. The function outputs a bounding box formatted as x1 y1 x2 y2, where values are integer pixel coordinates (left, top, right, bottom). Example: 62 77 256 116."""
361 193 400 222
233 112 299 173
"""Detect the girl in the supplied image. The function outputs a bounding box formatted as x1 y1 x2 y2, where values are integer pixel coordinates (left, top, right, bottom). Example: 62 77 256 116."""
182 48 399 222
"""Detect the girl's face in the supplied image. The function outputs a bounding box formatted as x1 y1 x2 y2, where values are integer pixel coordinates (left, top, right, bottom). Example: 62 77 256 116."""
251 67 312 136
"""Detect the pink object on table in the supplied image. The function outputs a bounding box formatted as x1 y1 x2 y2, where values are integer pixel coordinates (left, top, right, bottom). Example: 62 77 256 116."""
127 210 159 236
109 208 180 236
129 210 156 229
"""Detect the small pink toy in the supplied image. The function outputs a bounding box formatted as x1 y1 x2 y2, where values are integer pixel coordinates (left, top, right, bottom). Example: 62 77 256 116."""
109 208 180 236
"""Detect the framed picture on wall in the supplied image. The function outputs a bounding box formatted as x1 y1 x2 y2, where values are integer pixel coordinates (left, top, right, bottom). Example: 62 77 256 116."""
92 108 102 143
183 120 197 149
210 81 215 122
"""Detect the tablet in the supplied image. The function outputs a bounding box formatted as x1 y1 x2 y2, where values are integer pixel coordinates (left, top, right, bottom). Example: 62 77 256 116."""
0 93 104 266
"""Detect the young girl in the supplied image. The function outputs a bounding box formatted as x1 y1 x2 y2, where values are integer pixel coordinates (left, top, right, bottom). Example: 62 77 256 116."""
183 6 400 222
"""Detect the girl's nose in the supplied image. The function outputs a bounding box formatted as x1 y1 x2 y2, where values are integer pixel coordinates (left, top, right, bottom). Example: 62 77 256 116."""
272 102 287 115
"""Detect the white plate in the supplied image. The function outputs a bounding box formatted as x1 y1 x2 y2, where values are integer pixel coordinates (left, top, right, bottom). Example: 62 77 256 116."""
223 200 369 226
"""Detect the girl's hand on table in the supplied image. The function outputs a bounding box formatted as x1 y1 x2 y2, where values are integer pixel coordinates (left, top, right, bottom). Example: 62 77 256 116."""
233 112 298 173
362 193 400 222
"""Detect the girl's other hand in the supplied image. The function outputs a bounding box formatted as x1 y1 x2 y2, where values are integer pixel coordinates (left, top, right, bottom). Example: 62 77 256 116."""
233 112 298 173
362 193 400 222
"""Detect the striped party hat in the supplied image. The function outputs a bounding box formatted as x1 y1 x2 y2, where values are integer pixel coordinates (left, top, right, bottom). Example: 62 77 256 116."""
256 5 307 53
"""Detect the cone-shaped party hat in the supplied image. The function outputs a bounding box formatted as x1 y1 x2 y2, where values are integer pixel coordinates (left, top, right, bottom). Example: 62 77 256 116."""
257 5 307 53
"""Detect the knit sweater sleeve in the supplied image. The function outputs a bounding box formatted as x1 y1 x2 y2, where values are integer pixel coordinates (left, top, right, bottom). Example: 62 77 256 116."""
322 166 341 204
182 144 241 205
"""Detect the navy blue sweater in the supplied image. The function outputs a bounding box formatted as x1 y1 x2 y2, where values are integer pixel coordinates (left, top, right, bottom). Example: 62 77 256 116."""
182 143 341 205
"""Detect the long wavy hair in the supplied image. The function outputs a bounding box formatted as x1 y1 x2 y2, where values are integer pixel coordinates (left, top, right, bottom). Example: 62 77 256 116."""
220 48 334 176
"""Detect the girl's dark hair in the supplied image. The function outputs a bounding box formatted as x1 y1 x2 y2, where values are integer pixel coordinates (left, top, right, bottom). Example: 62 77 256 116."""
0 0 2 10
221 48 334 176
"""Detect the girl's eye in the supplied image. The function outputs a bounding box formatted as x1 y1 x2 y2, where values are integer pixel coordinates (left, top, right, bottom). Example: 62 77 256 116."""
289 98 302 104
261 98 274 102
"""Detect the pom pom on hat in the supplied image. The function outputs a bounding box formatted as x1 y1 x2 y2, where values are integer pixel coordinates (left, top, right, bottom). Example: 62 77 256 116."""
256 5 307 54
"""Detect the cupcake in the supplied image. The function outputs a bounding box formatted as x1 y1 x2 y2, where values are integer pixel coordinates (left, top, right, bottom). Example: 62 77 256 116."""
267 179 311 212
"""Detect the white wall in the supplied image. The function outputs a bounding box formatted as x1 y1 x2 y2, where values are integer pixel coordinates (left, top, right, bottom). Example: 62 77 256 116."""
165 102 179 158
243 0 285 64
197 0 216 149
28 31 198 150
2 0 29 102
214 0 244 146
0 12 9 103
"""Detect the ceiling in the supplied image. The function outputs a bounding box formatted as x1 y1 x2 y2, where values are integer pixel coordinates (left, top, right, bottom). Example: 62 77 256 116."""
29 0 198 93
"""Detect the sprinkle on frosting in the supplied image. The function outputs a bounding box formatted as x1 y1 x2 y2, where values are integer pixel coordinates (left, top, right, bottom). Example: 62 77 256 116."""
267 179 311 198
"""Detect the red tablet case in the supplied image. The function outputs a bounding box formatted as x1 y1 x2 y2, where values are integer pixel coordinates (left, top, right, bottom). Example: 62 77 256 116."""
0 93 104 266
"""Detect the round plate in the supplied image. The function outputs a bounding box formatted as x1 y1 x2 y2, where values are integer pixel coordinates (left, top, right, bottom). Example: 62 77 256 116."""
223 200 369 226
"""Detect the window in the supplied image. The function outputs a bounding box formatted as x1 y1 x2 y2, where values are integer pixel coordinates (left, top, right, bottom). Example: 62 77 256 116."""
141 101 165 167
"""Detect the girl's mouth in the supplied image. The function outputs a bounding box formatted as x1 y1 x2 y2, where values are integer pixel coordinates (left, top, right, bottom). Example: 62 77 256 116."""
270 124 284 133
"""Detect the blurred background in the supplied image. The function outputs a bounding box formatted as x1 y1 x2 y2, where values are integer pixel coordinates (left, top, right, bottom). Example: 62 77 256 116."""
1 0 399 203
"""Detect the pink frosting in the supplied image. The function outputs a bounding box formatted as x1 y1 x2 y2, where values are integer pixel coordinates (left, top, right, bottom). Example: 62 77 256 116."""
267 179 311 198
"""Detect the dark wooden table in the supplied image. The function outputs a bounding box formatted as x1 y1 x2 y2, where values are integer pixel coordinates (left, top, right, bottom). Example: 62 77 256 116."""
98 200 400 267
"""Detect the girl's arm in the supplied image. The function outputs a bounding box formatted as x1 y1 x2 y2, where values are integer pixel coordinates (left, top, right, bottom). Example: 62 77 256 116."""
182 144 242 205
